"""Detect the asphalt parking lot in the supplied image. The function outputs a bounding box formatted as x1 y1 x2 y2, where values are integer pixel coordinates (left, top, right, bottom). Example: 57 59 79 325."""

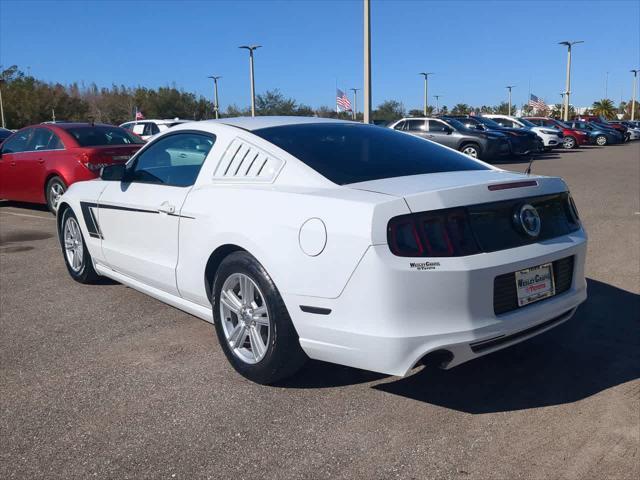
1 142 639 479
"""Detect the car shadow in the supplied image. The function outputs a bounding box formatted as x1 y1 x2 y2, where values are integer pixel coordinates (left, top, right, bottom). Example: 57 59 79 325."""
0 200 51 212
373 278 639 413
274 360 387 388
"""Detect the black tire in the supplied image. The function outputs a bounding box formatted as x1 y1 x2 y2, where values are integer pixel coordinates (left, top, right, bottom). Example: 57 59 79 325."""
212 251 307 384
459 143 482 160
595 135 607 146
46 176 67 214
562 136 577 149
59 208 100 284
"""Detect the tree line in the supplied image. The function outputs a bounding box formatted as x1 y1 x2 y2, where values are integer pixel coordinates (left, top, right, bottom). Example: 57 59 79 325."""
0 65 635 130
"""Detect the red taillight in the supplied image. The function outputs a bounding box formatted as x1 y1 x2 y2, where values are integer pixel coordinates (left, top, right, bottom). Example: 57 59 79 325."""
75 151 111 172
387 208 479 257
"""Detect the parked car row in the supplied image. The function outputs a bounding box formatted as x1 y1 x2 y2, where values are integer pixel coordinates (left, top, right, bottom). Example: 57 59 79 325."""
1 112 638 213
389 112 637 161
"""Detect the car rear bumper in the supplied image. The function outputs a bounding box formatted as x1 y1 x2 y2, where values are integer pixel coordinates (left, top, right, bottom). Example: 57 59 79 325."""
288 231 587 376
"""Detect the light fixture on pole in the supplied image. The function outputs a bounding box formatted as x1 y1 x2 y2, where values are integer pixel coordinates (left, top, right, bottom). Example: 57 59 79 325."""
558 40 584 121
239 45 261 117
433 95 442 114
506 85 516 116
631 69 639 121
350 88 360 120
419 72 434 116
207 75 222 119
363 0 371 124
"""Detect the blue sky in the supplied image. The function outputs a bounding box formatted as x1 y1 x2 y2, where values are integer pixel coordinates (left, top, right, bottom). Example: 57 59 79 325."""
1 0 639 111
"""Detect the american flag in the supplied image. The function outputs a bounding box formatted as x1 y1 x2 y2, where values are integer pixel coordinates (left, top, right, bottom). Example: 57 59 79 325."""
135 107 145 120
336 89 352 112
528 94 547 110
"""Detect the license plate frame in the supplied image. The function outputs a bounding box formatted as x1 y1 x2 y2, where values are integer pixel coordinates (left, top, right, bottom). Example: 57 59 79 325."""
515 263 556 307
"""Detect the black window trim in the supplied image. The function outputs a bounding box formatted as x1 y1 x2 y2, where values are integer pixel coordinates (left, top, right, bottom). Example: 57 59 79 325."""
124 129 217 188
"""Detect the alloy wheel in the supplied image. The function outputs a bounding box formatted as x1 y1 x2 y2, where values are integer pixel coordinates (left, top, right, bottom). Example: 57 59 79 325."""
63 216 84 272
563 137 576 149
596 136 607 146
462 146 478 158
49 182 65 213
219 273 270 364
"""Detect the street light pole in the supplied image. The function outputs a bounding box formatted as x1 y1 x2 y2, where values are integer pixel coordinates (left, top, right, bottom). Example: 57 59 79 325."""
631 69 639 121
419 72 433 116
0 83 5 129
239 45 261 117
433 95 442 114
363 0 371 124
207 75 222 119
350 88 360 120
559 40 583 122
506 85 515 116
560 92 565 119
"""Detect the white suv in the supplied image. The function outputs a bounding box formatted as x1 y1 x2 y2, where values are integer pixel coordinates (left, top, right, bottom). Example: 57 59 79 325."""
120 119 189 141
483 115 563 150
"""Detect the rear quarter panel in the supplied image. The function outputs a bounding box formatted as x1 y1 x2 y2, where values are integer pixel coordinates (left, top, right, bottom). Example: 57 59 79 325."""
175 185 409 306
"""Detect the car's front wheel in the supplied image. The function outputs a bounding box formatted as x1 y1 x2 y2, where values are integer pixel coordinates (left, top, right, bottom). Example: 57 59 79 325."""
59 208 99 284
459 143 481 159
46 176 67 214
562 136 577 149
595 135 607 146
212 251 307 384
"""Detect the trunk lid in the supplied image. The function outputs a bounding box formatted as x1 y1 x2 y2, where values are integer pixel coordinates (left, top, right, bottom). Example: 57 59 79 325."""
347 170 568 213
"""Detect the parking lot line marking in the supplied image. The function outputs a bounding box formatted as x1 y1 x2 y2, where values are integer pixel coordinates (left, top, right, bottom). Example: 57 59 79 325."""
0 211 55 221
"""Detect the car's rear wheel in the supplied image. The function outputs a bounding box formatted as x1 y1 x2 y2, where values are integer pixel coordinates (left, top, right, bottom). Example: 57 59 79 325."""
46 176 67 214
212 251 307 384
460 143 481 159
563 136 577 149
59 208 99 284
595 135 607 146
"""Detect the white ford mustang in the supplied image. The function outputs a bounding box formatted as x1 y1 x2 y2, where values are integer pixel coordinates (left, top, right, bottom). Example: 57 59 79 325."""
57 116 587 384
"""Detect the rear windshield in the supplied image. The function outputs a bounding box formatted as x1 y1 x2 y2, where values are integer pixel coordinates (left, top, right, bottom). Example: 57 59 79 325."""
65 126 145 147
253 123 489 185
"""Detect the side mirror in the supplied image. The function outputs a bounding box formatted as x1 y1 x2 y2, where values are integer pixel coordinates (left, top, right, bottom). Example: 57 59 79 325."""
101 164 126 181
444 126 453 134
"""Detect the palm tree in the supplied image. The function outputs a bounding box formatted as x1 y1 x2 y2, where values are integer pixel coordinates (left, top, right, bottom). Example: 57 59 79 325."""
591 99 616 119
452 103 470 115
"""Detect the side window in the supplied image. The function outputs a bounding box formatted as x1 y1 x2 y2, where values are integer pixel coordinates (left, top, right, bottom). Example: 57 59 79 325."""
428 120 448 132
132 123 145 135
121 123 134 131
497 119 514 128
406 119 426 132
393 121 406 131
129 133 216 187
143 122 159 136
1 128 34 154
28 129 54 151
47 132 64 150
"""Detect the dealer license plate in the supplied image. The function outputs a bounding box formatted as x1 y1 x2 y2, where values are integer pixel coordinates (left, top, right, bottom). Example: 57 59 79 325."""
515 263 555 307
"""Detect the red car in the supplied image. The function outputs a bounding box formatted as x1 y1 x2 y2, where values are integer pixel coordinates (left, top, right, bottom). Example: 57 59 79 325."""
523 117 590 149
0 123 144 213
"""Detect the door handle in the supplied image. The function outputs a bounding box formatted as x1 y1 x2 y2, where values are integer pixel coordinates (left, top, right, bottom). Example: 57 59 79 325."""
37 158 45 164
178 153 187 158
158 202 175 214
10 161 16 166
